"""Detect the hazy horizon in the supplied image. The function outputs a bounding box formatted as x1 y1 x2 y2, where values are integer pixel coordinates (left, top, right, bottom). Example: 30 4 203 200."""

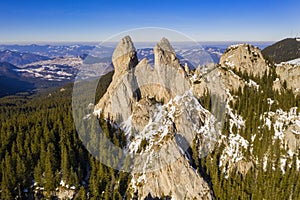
0 40 275 46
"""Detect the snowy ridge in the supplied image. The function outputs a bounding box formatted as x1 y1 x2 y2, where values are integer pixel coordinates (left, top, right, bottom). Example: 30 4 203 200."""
219 133 249 178
22 57 83 68
227 44 245 50
123 90 216 155
218 90 249 177
15 64 76 81
226 90 245 132
119 90 219 193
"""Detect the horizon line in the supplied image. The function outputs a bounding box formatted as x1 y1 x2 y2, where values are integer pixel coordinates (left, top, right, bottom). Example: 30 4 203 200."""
0 40 277 45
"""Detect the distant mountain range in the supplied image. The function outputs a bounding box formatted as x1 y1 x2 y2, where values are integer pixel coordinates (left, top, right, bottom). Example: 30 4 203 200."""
0 39 298 97
0 50 50 66
262 38 300 63
0 44 96 58
0 62 34 97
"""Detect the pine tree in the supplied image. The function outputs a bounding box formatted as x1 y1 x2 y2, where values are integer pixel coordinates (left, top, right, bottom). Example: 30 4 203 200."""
60 144 70 182
74 186 87 200
34 161 43 186
44 144 57 192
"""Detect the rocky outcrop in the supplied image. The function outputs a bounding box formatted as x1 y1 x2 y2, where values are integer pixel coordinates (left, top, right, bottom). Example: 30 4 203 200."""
127 88 217 200
93 37 287 198
187 44 265 117
274 62 300 94
284 123 300 152
56 188 75 200
94 36 213 199
220 44 269 77
192 65 245 100
94 37 190 121
131 156 212 200
94 36 139 122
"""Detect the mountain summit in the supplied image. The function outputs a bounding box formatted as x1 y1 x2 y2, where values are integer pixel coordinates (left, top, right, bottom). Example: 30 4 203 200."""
220 44 269 77
154 37 181 68
112 36 138 76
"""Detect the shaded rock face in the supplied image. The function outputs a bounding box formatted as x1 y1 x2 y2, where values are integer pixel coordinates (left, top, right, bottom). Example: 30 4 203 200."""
94 36 213 199
220 44 269 77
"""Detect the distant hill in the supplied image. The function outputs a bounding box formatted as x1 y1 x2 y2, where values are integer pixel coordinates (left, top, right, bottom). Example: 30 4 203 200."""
0 50 50 66
262 38 300 63
0 62 34 97
0 62 19 78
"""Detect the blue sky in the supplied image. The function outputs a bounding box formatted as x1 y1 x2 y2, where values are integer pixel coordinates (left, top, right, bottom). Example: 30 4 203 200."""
0 0 299 42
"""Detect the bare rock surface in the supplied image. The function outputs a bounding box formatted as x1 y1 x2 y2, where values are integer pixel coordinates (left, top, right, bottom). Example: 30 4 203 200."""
220 44 269 77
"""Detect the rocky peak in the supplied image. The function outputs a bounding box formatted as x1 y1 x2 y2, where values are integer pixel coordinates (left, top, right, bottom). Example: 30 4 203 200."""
112 35 138 76
94 37 213 199
220 44 269 77
154 37 181 68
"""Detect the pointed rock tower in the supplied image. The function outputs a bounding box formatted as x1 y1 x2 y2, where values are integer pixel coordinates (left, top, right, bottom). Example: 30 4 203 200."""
154 37 181 68
112 35 138 77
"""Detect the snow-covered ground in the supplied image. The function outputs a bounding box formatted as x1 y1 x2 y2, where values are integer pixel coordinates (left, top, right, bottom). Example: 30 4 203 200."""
260 107 300 173
262 107 299 142
22 57 83 68
15 64 76 81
